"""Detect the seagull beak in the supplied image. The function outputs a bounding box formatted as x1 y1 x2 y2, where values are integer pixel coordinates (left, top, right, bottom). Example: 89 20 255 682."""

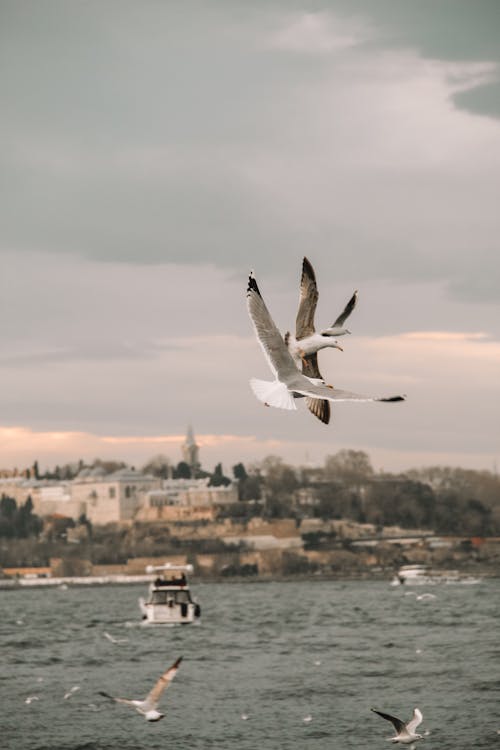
336 343 343 352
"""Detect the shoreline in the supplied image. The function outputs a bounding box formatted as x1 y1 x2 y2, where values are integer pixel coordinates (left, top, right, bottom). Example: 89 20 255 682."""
1 566 497 590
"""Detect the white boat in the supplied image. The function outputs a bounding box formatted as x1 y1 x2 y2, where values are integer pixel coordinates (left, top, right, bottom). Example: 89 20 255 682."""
139 563 201 625
391 564 481 586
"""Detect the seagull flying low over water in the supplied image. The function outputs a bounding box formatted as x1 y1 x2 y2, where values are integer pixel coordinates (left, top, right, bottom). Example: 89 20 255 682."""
285 257 357 424
247 272 405 413
371 707 424 744
98 656 182 722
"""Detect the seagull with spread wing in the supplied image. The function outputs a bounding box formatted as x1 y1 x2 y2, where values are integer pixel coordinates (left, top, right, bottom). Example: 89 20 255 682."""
286 256 356 366
371 707 425 744
247 272 405 412
285 257 357 424
98 656 182 722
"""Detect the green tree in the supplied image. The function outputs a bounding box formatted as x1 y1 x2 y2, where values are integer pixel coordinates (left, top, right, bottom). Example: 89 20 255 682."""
232 463 248 481
174 461 192 479
209 463 231 487
324 450 374 484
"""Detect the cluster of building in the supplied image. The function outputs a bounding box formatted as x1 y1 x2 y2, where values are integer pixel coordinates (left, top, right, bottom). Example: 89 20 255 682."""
0 428 238 524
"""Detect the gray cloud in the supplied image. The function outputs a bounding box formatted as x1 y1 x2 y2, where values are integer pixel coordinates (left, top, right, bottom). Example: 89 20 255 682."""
1 2 499 305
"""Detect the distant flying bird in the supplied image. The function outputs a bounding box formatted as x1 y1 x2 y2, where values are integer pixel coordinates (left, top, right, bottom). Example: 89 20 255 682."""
285 257 357 424
371 707 424 744
63 685 80 700
246 272 405 413
103 631 128 645
98 656 182 722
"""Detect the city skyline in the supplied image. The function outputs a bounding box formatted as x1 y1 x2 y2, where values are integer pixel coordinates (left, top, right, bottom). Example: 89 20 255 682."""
1 2 499 474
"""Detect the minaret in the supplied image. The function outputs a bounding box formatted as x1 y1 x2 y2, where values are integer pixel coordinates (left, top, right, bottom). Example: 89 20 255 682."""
182 425 200 477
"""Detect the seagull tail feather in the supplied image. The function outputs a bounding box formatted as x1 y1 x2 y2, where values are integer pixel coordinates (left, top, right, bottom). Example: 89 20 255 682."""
249 379 297 410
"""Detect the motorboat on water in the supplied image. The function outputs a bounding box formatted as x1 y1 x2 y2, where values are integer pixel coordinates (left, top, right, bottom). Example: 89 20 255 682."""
391 564 481 586
139 563 201 625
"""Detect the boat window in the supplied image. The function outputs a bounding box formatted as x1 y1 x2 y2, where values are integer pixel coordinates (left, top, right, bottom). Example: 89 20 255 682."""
152 591 168 604
175 590 191 604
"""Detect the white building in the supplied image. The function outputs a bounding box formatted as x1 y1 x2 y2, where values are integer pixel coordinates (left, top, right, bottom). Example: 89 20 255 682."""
70 467 161 524
144 477 238 510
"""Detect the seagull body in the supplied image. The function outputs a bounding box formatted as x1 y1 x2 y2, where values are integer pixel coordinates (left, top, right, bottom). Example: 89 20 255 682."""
247 272 405 413
63 685 80 700
371 707 424 744
103 631 128 644
99 656 182 722
285 257 357 424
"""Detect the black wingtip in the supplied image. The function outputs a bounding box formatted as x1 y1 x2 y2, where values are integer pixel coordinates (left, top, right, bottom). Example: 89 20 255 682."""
173 656 183 668
302 256 316 280
247 271 260 297
379 395 406 402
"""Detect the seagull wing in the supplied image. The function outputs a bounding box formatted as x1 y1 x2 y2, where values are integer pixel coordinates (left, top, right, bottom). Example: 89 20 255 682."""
247 273 302 379
291 377 405 403
142 657 182 712
98 691 135 708
302 353 330 425
295 257 319 340
331 290 358 328
371 708 406 734
406 708 423 734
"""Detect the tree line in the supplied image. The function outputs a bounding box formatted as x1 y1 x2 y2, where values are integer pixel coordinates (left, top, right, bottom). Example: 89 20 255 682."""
2 450 499 540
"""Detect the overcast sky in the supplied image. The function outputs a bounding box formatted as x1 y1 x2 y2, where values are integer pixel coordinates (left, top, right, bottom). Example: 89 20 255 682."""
1 0 499 475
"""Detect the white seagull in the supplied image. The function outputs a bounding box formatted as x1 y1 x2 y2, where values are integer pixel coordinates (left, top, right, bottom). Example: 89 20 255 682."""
286 257 356 363
371 707 424 744
247 272 405 412
285 257 355 424
103 631 128 644
98 656 182 722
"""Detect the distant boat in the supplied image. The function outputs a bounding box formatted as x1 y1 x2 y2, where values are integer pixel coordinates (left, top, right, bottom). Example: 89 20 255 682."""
391 564 481 586
139 563 201 625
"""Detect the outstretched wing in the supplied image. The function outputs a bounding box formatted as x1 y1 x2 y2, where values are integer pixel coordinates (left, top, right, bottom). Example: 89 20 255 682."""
290 377 405 403
331 290 357 328
296 257 319 340
371 708 406 734
247 273 300 379
305 396 330 424
406 708 423 734
143 657 183 711
302 353 330 425
98 690 134 708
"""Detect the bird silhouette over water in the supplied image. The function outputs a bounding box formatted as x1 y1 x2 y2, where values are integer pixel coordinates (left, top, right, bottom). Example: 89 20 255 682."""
371 707 425 744
99 656 182 721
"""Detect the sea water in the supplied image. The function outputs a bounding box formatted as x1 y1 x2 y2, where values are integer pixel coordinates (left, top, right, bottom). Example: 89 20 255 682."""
1 578 498 749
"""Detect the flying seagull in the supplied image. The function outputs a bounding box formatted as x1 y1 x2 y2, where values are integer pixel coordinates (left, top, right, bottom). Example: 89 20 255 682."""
98 656 182 721
371 707 424 744
285 257 356 424
247 272 405 412
103 630 128 645
286 257 356 364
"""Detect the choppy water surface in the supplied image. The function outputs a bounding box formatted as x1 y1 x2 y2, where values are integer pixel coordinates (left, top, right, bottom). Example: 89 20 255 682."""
1 579 499 749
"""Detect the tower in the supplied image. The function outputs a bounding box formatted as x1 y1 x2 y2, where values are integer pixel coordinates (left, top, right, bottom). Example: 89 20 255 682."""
182 425 200 477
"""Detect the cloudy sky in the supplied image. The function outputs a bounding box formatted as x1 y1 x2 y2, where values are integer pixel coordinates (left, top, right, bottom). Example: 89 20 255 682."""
1 0 499 474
